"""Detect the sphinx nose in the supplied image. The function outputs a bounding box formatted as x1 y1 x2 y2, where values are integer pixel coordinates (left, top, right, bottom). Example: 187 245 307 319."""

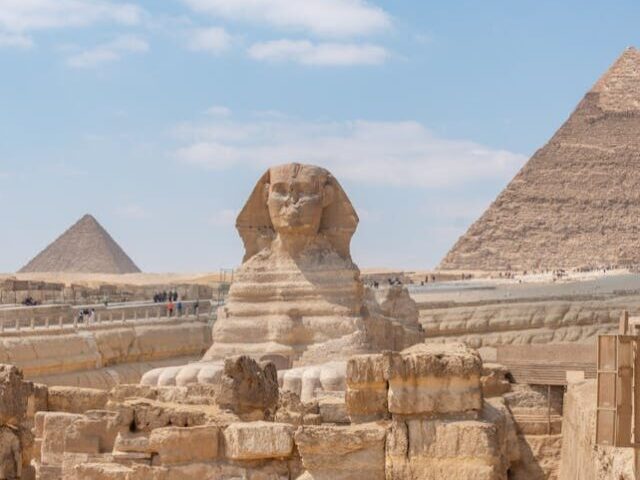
290 190 299 202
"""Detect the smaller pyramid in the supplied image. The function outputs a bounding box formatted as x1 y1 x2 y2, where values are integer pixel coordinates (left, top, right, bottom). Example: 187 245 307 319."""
19 214 141 274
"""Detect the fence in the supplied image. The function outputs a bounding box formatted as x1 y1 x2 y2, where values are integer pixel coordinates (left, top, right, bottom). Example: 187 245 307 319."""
0 300 214 334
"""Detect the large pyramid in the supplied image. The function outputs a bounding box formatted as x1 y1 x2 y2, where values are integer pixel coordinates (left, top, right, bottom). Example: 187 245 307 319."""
19 214 141 274
440 47 640 271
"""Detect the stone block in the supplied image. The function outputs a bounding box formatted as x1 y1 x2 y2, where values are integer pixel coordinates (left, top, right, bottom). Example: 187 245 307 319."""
481 363 511 398
223 421 294 460
48 386 109 414
148 425 219 465
295 423 386 480
345 354 389 421
317 394 349 424
0 364 33 425
113 432 150 454
40 412 83 465
386 418 503 480
64 410 130 455
387 343 482 415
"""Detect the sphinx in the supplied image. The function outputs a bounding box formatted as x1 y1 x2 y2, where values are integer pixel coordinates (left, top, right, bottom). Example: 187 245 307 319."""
141 163 423 392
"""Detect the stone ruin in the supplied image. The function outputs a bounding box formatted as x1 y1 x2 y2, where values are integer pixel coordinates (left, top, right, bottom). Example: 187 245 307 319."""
1 342 533 479
141 163 424 394
0 162 614 478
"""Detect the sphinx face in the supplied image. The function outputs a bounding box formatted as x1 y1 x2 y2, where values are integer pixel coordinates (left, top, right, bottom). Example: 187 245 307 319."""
267 164 332 236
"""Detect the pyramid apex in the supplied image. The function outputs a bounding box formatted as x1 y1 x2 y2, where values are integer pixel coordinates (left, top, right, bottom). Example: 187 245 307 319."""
590 46 640 112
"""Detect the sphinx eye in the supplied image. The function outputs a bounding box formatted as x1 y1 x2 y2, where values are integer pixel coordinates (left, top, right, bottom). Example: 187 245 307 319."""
271 184 287 195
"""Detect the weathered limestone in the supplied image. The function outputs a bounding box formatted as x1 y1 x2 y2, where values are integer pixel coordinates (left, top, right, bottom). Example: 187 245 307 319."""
481 363 511 398
224 422 294 460
387 343 482 415
0 320 210 389
558 379 633 479
149 425 219 465
22 340 539 480
142 163 424 388
47 387 108 414
295 423 386 480
345 343 483 421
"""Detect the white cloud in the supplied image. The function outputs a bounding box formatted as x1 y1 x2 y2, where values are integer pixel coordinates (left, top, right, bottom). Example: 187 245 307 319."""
173 116 527 188
205 105 232 116
187 27 232 54
181 0 391 37
116 204 148 219
66 34 148 68
209 208 237 226
0 0 143 32
248 39 388 66
0 32 33 48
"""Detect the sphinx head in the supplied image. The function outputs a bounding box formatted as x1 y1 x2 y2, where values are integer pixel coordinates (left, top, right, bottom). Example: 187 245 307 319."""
236 163 358 262
266 164 334 236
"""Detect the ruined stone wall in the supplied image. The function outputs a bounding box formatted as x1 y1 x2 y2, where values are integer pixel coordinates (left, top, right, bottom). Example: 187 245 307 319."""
419 295 638 348
22 344 539 480
558 379 633 479
0 319 212 388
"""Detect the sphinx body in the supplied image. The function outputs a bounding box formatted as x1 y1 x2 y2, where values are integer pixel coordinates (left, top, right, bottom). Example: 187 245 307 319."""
142 163 423 390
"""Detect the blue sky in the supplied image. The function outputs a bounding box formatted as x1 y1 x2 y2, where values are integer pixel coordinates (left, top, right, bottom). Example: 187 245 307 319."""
0 0 639 272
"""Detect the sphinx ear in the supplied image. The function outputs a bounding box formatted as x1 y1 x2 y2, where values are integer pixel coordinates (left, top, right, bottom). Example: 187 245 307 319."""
262 183 270 203
322 184 335 207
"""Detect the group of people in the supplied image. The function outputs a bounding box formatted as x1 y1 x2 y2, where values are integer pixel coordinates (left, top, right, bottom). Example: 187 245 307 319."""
153 291 179 303
21 296 39 306
77 308 96 324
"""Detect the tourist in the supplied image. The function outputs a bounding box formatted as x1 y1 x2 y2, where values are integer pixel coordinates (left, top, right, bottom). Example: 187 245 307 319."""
167 301 174 317
177 301 183 316
193 300 199 315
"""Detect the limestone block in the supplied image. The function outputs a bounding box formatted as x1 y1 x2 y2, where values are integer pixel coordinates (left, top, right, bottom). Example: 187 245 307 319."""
0 364 33 426
387 343 482 415
481 363 511 398
27 383 48 418
40 412 84 465
386 418 504 480
317 394 349 424
0 426 21 480
294 423 386 480
217 355 279 415
129 399 205 431
48 386 109 413
113 432 150 454
66 462 133 480
223 422 294 460
148 425 219 465
275 392 321 426
345 354 389 421
64 410 130 455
